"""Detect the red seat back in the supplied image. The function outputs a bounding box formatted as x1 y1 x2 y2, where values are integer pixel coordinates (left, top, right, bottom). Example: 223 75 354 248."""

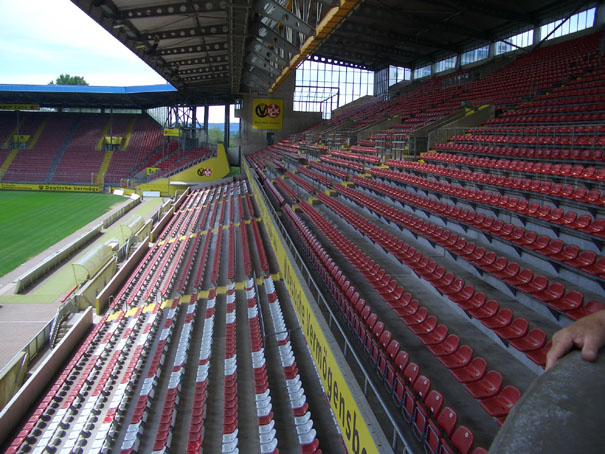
403 362 419 385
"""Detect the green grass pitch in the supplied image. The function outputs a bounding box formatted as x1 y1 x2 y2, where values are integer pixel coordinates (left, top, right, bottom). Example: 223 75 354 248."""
0 191 124 278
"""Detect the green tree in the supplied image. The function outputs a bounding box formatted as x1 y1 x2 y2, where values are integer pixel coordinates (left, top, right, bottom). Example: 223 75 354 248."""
49 74 89 86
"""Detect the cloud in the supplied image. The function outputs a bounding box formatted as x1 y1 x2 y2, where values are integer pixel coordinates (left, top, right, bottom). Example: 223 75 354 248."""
0 0 163 86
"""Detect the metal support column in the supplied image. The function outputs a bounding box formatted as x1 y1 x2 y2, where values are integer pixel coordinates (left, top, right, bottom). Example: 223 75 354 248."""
224 104 231 147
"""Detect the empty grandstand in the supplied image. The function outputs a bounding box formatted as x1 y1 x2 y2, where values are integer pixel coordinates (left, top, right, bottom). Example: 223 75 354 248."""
1 1 604 454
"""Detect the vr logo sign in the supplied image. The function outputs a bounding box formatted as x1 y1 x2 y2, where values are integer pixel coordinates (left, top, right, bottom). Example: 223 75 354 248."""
252 98 283 130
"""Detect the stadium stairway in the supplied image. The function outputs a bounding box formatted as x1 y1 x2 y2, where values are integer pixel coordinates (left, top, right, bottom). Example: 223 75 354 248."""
46 117 81 183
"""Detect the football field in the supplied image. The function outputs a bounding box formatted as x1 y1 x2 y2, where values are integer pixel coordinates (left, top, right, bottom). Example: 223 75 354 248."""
0 191 124 277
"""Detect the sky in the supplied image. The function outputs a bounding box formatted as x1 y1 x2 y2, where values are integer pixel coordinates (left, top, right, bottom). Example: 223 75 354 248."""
0 0 238 122
0 0 167 86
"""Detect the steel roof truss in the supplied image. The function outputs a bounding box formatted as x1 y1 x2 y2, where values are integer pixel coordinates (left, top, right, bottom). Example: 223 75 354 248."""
254 0 314 36
120 1 225 20
141 25 228 41
246 54 282 77
250 23 300 56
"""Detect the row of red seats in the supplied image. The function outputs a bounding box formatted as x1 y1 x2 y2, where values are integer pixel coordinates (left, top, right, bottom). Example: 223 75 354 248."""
152 297 197 452
246 281 279 453
222 287 239 453
283 203 487 454
297 165 333 186
192 230 213 291
142 232 184 300
349 145 378 155
319 155 365 172
336 184 604 322
251 219 270 274
501 102 605 116
186 291 215 453
240 222 252 277
433 142 604 162
315 191 552 367
159 235 191 297
273 175 300 202
451 132 605 148
370 167 605 241
264 178 286 207
395 155 605 182
121 298 181 453
264 275 323 453
210 227 223 285
227 226 236 281
356 175 605 291
417 154 605 207
467 124 605 136
287 171 316 194
330 149 381 165
308 160 348 179
487 112 605 124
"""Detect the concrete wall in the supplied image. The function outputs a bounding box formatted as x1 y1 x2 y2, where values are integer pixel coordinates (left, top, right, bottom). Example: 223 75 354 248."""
15 224 102 293
490 350 605 454
240 74 322 155
102 197 141 229
0 307 93 446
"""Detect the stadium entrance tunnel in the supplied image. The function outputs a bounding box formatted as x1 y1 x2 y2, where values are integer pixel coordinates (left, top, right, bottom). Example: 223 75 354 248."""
490 350 605 454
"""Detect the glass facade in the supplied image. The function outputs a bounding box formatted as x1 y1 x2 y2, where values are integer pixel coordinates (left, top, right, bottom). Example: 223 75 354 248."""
294 58 374 119
541 8 596 40
461 45 490 65
413 65 432 79
435 56 457 73
375 66 411 96
496 30 534 55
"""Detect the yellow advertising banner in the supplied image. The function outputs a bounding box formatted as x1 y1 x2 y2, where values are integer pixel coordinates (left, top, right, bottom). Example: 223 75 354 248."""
0 104 40 111
163 128 181 137
104 136 123 145
244 162 380 454
0 183 102 192
252 98 283 130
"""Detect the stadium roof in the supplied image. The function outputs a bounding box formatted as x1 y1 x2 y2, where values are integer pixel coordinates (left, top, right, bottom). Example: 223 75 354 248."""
0 84 183 109
9 0 599 105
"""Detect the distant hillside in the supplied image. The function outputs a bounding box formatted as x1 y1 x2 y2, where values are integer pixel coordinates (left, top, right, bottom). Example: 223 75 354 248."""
208 123 240 133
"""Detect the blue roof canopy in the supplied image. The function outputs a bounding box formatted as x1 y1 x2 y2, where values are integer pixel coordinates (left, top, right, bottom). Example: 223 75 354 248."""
0 83 215 109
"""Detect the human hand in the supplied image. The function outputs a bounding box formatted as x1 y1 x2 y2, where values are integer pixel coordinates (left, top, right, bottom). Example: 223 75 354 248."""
545 310 605 370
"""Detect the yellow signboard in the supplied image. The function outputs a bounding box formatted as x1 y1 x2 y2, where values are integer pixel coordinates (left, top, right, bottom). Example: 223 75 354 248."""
104 136 123 145
0 104 40 111
163 128 181 137
252 98 283 130
0 183 102 192
146 167 160 176
244 162 380 454
13 135 30 143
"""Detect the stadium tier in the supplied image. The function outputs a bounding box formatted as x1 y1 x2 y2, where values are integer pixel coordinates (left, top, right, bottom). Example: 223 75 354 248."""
0 112 215 185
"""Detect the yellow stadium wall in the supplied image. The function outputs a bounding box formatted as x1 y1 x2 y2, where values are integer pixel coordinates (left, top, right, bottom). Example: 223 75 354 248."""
136 144 230 197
